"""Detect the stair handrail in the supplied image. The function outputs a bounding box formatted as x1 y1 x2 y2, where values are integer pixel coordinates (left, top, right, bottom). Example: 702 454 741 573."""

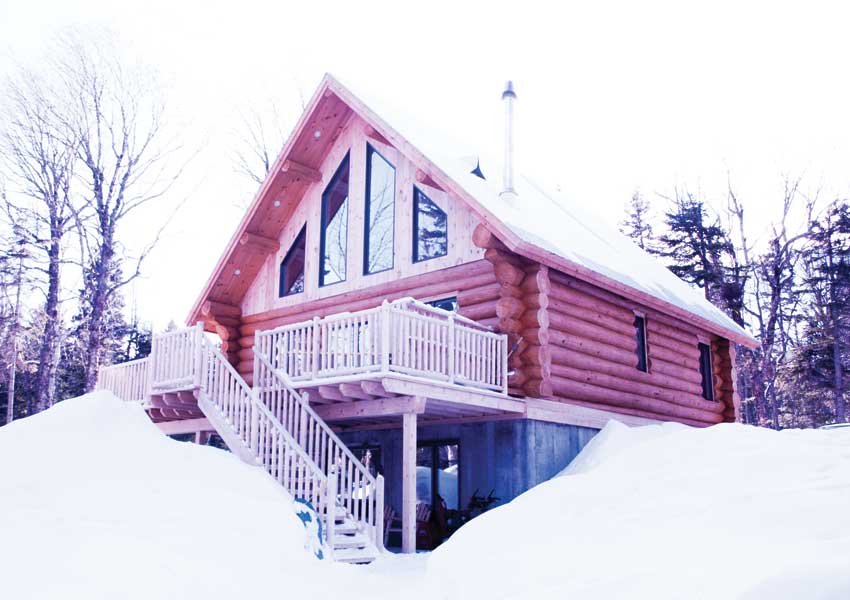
253 339 384 548
197 337 331 519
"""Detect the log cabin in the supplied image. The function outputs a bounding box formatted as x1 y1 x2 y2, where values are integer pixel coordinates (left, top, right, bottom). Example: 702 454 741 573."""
97 75 757 563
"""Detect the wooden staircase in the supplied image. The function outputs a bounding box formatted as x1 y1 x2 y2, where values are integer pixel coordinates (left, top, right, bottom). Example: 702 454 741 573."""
97 324 384 564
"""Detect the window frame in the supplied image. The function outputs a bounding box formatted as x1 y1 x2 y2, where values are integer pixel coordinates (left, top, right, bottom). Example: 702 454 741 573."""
633 314 649 373
698 342 715 401
416 439 461 512
363 144 396 276
412 186 448 263
278 225 307 298
319 153 351 288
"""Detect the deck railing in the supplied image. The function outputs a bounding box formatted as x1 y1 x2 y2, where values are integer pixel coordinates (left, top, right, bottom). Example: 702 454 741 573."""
148 323 206 392
96 357 150 404
255 298 509 393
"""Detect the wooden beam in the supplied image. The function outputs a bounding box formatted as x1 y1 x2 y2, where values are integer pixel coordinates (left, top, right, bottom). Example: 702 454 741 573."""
315 396 426 421
318 385 345 402
402 410 417 554
339 382 374 401
364 124 392 147
239 232 280 253
380 378 525 414
201 301 241 319
415 169 445 192
155 418 214 435
280 159 322 182
360 380 396 398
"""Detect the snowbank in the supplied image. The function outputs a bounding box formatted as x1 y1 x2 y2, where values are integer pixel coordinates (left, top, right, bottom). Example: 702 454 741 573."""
0 393 416 600
428 421 850 600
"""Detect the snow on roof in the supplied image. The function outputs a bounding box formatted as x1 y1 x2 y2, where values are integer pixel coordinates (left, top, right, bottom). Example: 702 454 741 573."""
335 76 754 343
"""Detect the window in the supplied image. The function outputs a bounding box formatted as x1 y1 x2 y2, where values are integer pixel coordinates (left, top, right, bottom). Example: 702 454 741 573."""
427 297 458 312
698 342 714 401
364 145 395 274
413 187 448 262
320 154 350 286
634 315 648 372
278 226 306 297
416 441 459 512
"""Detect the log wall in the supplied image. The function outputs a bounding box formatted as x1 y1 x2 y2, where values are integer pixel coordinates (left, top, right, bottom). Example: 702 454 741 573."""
236 259 499 384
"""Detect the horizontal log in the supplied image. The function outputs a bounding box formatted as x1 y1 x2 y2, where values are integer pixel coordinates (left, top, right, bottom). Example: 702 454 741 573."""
493 261 525 286
551 316 637 352
485 247 526 268
649 358 704 386
213 315 242 328
457 282 502 306
524 291 550 310
238 336 254 349
552 348 704 397
202 300 241 319
548 332 637 367
647 329 701 358
521 264 550 295
648 343 698 370
523 327 549 345
236 360 252 373
519 307 549 330
549 376 723 424
459 301 497 322
549 280 633 322
522 378 553 398
556 398 714 427
496 297 526 320
215 324 240 341
472 224 508 251
545 364 722 413
646 318 699 346
549 302 635 339
238 347 254 362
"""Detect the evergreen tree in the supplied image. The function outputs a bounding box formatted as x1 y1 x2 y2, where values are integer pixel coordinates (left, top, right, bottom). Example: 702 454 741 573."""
796 201 850 423
657 193 734 303
620 191 656 251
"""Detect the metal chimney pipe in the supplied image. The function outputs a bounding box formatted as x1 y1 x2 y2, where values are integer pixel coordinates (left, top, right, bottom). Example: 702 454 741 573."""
501 81 517 199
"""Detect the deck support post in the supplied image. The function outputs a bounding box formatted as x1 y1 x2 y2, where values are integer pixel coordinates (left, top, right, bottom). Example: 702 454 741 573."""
401 409 418 553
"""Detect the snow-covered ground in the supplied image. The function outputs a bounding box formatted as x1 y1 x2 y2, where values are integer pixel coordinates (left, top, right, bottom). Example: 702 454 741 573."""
2 394 849 599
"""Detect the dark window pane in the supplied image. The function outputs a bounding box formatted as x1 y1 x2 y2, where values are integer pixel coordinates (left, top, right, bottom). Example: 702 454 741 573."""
413 187 448 262
279 226 306 297
634 315 648 372
427 297 458 312
320 155 350 286
364 146 395 274
699 342 714 401
416 442 459 511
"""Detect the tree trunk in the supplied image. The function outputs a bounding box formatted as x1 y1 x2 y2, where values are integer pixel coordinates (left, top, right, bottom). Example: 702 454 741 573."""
34 235 61 412
83 236 114 392
5 254 23 425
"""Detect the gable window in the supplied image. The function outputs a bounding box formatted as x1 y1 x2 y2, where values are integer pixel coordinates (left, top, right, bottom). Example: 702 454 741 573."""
320 154 350 286
278 225 306 297
698 342 715 401
634 315 648 372
413 187 448 262
364 145 395 275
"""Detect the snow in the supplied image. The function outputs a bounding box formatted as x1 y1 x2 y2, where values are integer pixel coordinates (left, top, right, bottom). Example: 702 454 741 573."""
4 394 850 599
427 420 850 599
334 75 753 342
0 393 424 600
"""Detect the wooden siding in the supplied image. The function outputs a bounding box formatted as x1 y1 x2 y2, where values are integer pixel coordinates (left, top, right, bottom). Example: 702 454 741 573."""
241 116 485 317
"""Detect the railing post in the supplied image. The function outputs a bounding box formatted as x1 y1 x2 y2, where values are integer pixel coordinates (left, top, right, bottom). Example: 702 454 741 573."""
502 333 509 395
193 322 205 389
311 316 321 379
447 313 456 384
249 396 260 453
375 474 385 550
380 300 391 374
326 467 338 552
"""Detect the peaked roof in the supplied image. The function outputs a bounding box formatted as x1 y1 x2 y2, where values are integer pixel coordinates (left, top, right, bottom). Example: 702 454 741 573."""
189 75 757 347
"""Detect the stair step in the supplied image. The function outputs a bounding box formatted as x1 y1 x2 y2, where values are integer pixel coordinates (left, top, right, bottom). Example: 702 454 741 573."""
332 533 369 549
333 518 359 535
333 547 378 564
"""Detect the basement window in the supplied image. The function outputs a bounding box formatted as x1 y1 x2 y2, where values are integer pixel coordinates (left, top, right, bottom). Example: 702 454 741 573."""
413 187 448 262
634 315 648 372
427 297 458 312
279 225 306 297
364 145 395 275
698 342 715 401
320 154 350 286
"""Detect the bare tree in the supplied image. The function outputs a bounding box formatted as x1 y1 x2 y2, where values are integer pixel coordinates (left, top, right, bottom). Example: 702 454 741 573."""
54 33 180 391
0 64 79 412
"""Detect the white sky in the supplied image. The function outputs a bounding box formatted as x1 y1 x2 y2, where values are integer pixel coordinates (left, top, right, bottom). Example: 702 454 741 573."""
1 0 849 329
